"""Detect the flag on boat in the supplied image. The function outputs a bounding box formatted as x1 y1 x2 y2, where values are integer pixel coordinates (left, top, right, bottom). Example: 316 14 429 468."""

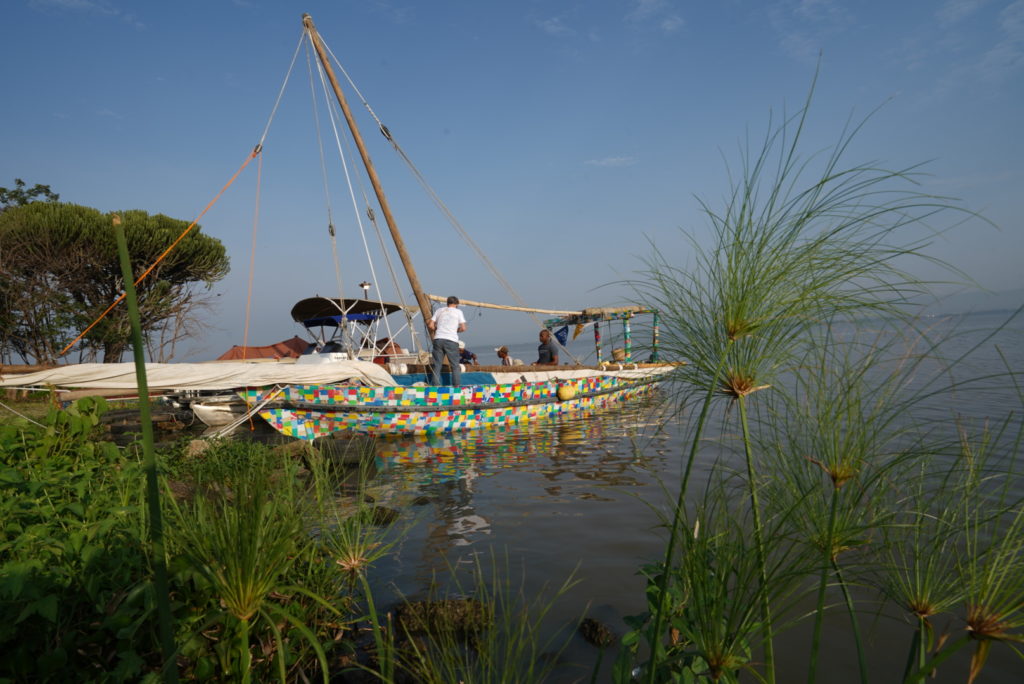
573 321 594 340
554 326 569 346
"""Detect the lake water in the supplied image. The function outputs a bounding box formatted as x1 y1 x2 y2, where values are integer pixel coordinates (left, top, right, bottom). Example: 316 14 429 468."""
244 311 1023 682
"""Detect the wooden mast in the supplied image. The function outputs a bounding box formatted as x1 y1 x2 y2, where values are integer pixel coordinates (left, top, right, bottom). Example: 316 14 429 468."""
301 13 434 333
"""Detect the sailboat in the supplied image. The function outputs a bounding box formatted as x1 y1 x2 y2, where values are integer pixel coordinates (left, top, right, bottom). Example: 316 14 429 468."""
231 14 674 439
0 14 675 439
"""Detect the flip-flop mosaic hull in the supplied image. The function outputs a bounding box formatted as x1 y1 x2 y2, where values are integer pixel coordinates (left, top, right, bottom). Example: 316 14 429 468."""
241 374 659 439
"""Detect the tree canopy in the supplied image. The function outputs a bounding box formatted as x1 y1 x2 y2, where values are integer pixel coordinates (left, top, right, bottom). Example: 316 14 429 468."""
0 178 59 209
0 202 229 364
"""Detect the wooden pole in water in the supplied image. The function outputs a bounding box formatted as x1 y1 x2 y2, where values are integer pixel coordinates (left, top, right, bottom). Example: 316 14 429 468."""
301 13 434 334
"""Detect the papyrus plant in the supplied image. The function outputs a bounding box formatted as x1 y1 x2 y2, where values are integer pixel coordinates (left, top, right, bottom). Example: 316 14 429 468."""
166 444 334 683
619 472 813 683
628 72 972 683
757 326 947 683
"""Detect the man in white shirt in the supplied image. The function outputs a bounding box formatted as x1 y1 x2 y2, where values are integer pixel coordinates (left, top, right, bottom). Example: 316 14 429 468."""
426 295 467 385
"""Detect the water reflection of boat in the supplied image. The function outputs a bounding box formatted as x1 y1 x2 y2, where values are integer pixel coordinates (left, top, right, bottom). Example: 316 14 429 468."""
373 400 658 553
372 405 621 486
374 432 541 486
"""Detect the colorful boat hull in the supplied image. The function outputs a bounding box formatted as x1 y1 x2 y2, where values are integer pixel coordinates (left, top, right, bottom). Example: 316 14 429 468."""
239 372 662 439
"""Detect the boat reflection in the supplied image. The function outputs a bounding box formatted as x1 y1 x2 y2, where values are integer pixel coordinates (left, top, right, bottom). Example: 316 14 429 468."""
372 397 669 490
374 425 550 485
370 398 671 552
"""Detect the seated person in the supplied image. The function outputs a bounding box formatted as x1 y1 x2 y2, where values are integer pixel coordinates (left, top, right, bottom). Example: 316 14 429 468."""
495 345 514 366
458 340 478 365
535 329 559 365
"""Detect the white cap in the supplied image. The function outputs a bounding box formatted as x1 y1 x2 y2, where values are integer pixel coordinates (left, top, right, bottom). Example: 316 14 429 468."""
458 340 465 349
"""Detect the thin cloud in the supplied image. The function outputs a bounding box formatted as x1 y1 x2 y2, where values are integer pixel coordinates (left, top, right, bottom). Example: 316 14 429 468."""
629 0 666 21
936 0 991 26
369 0 414 24
927 0 1024 95
536 17 576 37
768 0 854 61
793 0 852 23
1000 0 1024 38
30 0 145 29
120 12 145 30
626 0 684 34
30 0 117 14
660 15 684 32
585 156 638 167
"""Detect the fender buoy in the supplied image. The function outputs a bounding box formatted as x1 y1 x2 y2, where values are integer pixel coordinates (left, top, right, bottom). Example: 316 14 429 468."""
557 385 576 401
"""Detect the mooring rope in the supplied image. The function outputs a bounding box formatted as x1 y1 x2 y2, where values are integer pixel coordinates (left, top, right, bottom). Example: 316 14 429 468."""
60 148 261 357
0 399 46 427
61 31 308 359
209 385 285 439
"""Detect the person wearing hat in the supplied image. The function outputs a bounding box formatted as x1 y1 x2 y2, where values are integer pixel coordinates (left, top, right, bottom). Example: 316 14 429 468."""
458 340 478 365
495 345 513 366
427 295 467 385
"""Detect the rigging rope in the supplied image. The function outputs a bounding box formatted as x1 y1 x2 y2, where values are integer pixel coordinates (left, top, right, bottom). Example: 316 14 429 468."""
306 44 346 308
366 199 422 351
257 31 306 148
60 148 261 357
241 152 263 358
61 31 307 359
310 45 368 355
308 35 409 355
318 40 564 342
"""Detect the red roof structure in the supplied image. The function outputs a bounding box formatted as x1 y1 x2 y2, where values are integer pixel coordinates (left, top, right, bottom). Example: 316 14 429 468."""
216 336 310 361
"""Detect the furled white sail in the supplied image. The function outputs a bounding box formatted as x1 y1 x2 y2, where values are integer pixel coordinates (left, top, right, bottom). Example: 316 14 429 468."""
0 361 396 391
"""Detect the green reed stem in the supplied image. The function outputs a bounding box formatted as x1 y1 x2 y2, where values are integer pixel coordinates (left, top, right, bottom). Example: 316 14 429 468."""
902 616 925 684
807 486 840 683
113 215 178 682
833 559 867 684
739 394 774 684
644 341 733 684
904 634 971 683
359 571 394 681
681 345 733 498
916 616 929 682
238 616 252 684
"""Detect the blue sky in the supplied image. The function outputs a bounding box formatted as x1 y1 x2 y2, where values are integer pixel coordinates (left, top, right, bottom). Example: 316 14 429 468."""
1 0 1021 361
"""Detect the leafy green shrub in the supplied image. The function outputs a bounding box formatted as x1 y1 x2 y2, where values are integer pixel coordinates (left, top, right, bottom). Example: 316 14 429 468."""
0 397 157 681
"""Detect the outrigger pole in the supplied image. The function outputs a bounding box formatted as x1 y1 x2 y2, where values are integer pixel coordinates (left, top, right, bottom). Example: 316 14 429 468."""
301 13 435 335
